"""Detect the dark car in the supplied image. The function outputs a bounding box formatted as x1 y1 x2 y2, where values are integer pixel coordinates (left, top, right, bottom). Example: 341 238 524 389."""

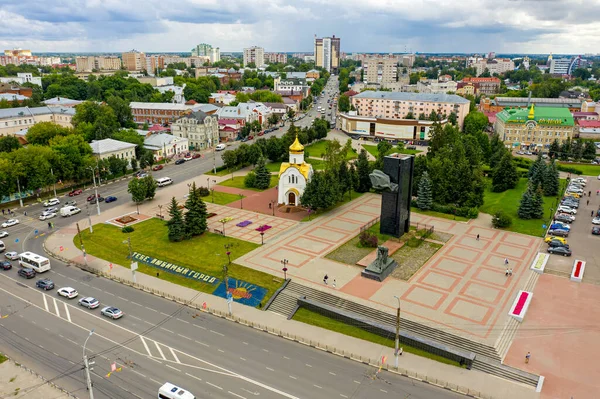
547 240 569 248
554 215 573 224
18 268 36 279
247 135 254 140
0 261 11 270
69 189 82 196
105 196 117 203
548 229 569 237
593 227 600 235
192 153 201 159
175 159 186 165
152 164 164 171
36 278 54 290
89 196 104 204
87 194 100 202
547 246 572 256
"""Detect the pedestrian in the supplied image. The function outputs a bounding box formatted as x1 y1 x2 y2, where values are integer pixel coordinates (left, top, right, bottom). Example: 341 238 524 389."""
268 202 272 209
6 208 9 214
504 258 509 265
505 268 509 277
525 352 531 364
597 190 599 196
509 268 513 276
323 274 328 285
333 279 337 288
24 211 27 216
588 199 590 206
476 234 480 241
47 222 51 229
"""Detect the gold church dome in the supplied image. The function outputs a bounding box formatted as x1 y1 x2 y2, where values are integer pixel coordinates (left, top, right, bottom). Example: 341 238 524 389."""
289 135 304 153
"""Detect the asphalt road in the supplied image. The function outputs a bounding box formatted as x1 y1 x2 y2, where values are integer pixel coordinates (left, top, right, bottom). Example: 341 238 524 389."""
0 78 463 399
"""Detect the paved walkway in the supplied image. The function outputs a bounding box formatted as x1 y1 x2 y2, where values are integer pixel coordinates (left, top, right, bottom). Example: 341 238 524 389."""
0 359 72 398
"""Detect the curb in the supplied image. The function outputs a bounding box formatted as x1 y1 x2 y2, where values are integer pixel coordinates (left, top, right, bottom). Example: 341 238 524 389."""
42 242 494 399
1 355 78 398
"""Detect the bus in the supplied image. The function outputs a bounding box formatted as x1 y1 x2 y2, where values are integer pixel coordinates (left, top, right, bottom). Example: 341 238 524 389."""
158 383 195 399
18 252 51 273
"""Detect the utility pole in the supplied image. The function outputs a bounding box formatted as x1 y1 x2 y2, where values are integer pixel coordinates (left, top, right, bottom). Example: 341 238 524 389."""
76 223 88 267
394 295 401 368
85 204 93 233
88 167 100 216
83 330 95 399
125 236 137 283
224 243 233 315
50 168 57 198
16 177 23 208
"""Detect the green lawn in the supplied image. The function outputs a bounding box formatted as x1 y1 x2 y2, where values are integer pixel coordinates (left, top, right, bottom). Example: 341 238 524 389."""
76 219 280 306
301 190 364 222
293 308 461 367
305 140 358 160
410 207 470 222
201 191 242 205
479 178 565 236
0 353 6 364
218 176 279 191
362 144 422 158
266 162 282 173
558 162 600 177
306 158 326 170
207 165 242 177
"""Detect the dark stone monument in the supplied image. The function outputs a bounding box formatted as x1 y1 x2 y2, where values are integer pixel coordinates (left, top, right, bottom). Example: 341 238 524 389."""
361 245 398 281
370 154 414 238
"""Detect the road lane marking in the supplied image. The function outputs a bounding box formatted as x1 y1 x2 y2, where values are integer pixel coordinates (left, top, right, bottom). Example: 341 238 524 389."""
131 370 146 378
68 277 76 282
185 372 202 382
289 376 297 379
313 385 322 389
228 392 246 399
117 296 128 301
266 367 274 371
154 341 167 360
239 357 246 361
81 283 89 287
169 347 181 363
160 327 174 334
193 324 206 330
283 356 290 360
340 395 348 398
130 301 142 306
262 348 269 352
305 364 312 367
166 364 181 372
177 318 190 324
160 312 170 316
206 382 223 390
63 303 72 323
380 389 387 393
149 377 161 384
177 333 191 340
44 327 50 331
218 349 225 353
129 315 142 321
145 307 158 312
210 330 224 336
140 336 152 357
329 372 336 376
353 380 361 384
53 298 60 318
194 340 209 347
92 287 102 291
42 295 49 312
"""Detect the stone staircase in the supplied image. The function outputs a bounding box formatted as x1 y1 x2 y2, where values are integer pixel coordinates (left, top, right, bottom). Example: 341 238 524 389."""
268 281 540 387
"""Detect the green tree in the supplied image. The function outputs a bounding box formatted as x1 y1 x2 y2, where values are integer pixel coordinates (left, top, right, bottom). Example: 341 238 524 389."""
418 112 427 120
166 197 186 242
488 134 506 168
532 185 544 219
222 150 238 170
184 182 208 237
548 139 560 159
542 160 559 196
463 111 489 135
355 149 372 193
0 136 21 153
244 171 257 188
373 140 392 170
491 152 519 192
25 122 72 146
416 171 433 210
107 155 128 175
142 175 157 199
267 113 280 127
127 178 146 204
112 129 144 158
583 141 597 160
254 157 271 189
265 136 284 162
107 96 135 128
300 171 337 211
405 111 415 120
412 154 428 196
338 161 352 199
448 112 458 126
338 94 350 112
528 154 546 188
492 210 512 228
49 134 94 182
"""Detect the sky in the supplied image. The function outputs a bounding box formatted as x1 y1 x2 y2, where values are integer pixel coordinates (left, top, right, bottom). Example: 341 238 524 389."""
0 0 597 54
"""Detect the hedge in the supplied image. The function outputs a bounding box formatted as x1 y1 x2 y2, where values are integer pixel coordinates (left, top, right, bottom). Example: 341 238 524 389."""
411 200 478 219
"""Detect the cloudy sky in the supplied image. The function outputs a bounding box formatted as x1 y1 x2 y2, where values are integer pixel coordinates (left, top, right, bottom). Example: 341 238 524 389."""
0 0 595 54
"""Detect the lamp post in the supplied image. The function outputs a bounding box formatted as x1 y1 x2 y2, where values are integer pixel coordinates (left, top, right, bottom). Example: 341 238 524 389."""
270 200 276 216
87 166 101 216
83 329 95 399
239 194 244 209
281 258 289 280
211 188 215 204
158 204 163 219
260 231 264 245
393 295 401 368
50 168 57 198
16 176 23 208
85 203 93 233
207 177 211 190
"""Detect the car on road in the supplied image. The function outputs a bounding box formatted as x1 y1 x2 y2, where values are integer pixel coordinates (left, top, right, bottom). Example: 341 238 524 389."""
548 229 569 237
57 287 78 299
152 164 164 171
247 135 254 140
593 227 600 235
43 207 58 214
557 206 577 214
241 137 248 142
192 153 201 159
184 154 193 161
89 196 104 204
18 267 36 279
554 215 574 224
79 297 100 309
593 217 600 225
548 240 569 248
101 306 123 319
136 172 149 179
36 278 54 290
257 131 264 136
175 159 186 165
0 231 8 238
216 144 226 151
68 189 82 196
545 236 567 244
65 200 77 207
547 246 572 256
1 219 19 228
5 251 18 260
43 198 60 207
105 196 117 203
39 212 57 221
87 194 100 202
0 261 12 270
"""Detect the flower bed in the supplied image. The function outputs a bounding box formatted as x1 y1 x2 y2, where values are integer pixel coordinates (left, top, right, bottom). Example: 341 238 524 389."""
236 220 253 228
530 252 549 274
115 215 137 225
256 225 272 232
570 259 586 283
508 290 533 322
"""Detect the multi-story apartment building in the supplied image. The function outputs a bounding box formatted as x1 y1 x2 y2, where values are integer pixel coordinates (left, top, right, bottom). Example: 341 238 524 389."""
457 77 500 95
0 106 75 136
265 53 288 64
4 49 32 57
363 57 398 85
129 102 218 126
416 79 458 94
122 50 145 71
548 56 583 75
351 91 471 129
75 56 121 72
243 46 265 67
314 35 340 73
144 55 164 75
191 43 220 64
494 105 574 149
0 50 61 67
0 73 42 87
472 58 515 76
170 111 219 149
162 56 209 68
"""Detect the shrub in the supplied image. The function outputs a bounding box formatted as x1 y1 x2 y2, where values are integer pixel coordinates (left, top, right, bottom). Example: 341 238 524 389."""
492 210 512 228
197 186 210 197
556 164 583 175
244 171 257 188
122 226 134 233
406 236 422 248
359 231 378 248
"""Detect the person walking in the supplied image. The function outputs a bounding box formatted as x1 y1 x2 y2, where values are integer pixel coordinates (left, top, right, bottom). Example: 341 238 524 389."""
504 258 509 266
588 199 590 206
1 209 4 215
525 352 531 364
505 268 510 277
593 210 595 217
332 279 337 288
589 191 592 197
323 274 328 285
476 234 480 241
509 268 513 276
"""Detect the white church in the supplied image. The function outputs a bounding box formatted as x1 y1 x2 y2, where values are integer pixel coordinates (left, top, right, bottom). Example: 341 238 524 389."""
277 135 314 206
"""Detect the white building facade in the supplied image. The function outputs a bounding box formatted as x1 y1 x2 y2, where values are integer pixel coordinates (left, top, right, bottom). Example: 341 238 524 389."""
170 111 219 149
89 139 137 167
277 136 313 206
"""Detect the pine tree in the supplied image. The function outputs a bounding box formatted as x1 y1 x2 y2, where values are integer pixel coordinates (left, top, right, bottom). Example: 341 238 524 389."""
338 161 351 198
517 184 535 219
528 153 546 187
532 185 545 219
167 197 186 242
542 160 559 196
548 139 560 159
491 152 519 192
184 182 208 238
417 171 433 210
254 157 271 190
356 149 372 193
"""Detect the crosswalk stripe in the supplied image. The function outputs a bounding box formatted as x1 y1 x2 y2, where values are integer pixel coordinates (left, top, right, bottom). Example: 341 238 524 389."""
63 303 71 323
154 341 167 360
53 298 60 318
140 336 152 357
42 294 49 312
169 347 181 363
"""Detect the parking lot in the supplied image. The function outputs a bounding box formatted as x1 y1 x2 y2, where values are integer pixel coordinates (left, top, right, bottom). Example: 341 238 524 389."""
543 175 600 283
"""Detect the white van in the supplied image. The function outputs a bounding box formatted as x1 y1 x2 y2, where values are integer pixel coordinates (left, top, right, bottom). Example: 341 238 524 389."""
215 144 226 151
60 206 81 217
18 252 51 273
158 383 195 399
0 240 4 253
156 177 173 187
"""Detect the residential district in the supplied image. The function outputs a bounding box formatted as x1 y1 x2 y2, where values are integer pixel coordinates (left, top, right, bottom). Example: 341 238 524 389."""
0 38 599 399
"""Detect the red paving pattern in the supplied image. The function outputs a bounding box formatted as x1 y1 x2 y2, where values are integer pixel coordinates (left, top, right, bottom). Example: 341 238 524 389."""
504 274 600 399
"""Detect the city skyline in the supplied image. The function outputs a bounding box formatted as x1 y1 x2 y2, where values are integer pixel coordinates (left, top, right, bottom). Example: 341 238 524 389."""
0 0 596 54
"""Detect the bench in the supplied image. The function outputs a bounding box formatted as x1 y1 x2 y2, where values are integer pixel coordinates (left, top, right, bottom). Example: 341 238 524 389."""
509 290 533 322
530 252 549 274
570 259 586 283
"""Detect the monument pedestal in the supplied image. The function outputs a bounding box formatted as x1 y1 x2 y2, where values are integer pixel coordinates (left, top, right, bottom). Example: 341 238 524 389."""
361 258 398 282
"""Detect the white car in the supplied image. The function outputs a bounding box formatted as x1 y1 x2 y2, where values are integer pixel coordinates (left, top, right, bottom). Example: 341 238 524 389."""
1 219 19 228
593 217 600 225
5 251 18 260
0 231 8 238
39 212 57 221
557 206 577 215
57 287 79 299
43 198 60 207
215 144 226 151
78 297 100 309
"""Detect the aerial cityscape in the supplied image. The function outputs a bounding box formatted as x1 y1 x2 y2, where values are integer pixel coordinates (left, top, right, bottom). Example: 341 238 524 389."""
0 2 599 399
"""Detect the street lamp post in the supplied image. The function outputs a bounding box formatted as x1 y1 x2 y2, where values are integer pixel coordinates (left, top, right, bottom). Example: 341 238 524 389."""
76 223 89 267
50 168 57 198
123 237 136 283
270 200 276 216
16 177 23 208
207 177 211 190
211 188 215 204
85 203 93 233
260 231 264 245
393 295 401 368
281 258 289 280
83 329 95 399
239 194 244 209
87 167 101 216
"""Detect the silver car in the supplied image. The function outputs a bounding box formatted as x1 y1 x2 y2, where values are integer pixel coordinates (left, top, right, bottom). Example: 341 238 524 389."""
78 297 100 309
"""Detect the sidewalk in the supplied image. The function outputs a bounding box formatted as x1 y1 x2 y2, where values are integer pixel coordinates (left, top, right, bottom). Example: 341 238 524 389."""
0 357 74 399
43 197 538 399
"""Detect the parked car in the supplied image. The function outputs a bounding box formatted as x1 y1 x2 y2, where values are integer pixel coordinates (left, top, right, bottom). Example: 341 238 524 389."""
152 164 164 171
247 135 254 140
36 278 54 290
101 306 124 319
137 172 149 179
257 131 264 136
68 189 83 196
43 207 58 214
105 196 117 203
39 212 57 221
545 236 567 244
241 137 248 142
18 267 36 279
551 222 571 231
548 229 569 237
57 287 78 299
79 297 100 309
192 153 201 159
0 260 12 270
0 231 8 238
592 217 600 225
215 144 226 151
593 226 600 235
175 159 186 165
547 246 572 256
557 206 577 215
89 196 104 204
548 240 569 248
43 198 60 207
1 219 19 228
65 200 77 206
554 215 573 224
184 154 193 161
5 251 18 260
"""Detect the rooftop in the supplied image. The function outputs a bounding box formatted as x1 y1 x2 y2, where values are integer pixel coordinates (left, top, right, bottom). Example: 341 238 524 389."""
43 97 83 106
576 120 600 128
0 93 29 101
352 91 470 104
0 106 74 120
130 102 199 111
90 138 137 155
493 97 582 108
143 133 186 150
496 106 574 126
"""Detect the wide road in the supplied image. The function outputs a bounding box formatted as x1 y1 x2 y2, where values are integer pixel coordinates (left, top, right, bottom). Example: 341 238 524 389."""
0 78 462 399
